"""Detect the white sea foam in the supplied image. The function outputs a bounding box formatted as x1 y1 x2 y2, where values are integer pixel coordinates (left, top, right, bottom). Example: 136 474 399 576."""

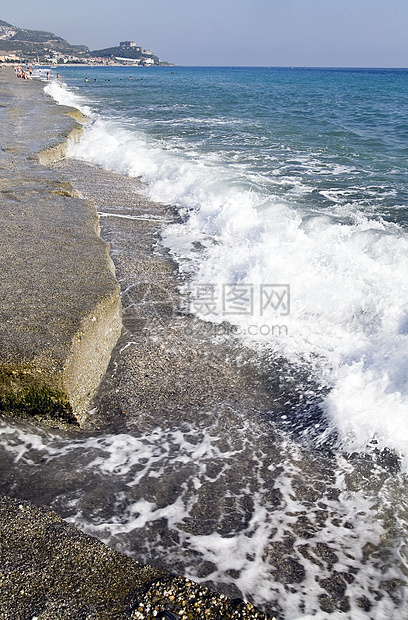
1 417 406 618
6 76 399 619
44 80 93 117
46 81 408 467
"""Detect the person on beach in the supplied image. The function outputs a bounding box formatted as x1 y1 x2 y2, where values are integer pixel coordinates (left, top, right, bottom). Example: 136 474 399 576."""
47 71 49 80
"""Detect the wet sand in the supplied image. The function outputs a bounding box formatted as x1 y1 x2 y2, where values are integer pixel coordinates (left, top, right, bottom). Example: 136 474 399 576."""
45 157 355 617
55 158 281 430
0 495 271 619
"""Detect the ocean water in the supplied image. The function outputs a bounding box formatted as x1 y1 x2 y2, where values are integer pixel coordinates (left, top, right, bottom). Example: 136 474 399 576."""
3 65 408 618
47 65 408 462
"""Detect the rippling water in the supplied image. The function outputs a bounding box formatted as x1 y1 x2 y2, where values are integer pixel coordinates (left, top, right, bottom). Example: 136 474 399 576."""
46 66 408 461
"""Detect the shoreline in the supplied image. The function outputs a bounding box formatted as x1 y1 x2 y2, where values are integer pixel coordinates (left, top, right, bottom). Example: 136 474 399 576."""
1 65 407 618
0 495 271 619
0 66 275 619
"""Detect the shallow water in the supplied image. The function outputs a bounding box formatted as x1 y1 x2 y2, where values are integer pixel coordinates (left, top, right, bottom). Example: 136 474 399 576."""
1 386 407 618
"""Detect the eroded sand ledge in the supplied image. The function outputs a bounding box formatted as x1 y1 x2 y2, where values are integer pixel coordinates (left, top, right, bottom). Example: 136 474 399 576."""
0 67 274 620
0 67 122 425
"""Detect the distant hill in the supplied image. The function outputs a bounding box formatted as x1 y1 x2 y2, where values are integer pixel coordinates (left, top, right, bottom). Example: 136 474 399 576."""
89 42 172 66
0 19 89 61
0 19 171 65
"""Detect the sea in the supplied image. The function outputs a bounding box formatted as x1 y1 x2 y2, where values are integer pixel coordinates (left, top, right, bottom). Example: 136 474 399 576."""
2 65 408 618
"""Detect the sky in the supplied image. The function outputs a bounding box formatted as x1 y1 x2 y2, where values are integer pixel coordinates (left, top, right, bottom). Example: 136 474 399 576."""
2 0 408 68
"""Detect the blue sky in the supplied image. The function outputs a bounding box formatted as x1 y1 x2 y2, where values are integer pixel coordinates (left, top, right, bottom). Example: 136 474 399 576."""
2 0 408 67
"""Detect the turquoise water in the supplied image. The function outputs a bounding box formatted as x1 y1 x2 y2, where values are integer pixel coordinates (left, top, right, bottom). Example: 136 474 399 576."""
54 67 408 214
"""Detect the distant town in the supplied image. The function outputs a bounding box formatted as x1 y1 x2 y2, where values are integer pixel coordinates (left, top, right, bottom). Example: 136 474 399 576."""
0 20 173 66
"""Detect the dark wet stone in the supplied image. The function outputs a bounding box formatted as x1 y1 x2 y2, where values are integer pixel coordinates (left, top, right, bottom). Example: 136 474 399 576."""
319 571 348 597
317 571 351 612
318 593 335 613
314 542 339 567
357 595 372 611
277 558 306 584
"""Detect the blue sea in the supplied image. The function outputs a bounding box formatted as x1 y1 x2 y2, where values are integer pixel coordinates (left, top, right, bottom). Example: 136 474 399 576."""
7 65 408 617
48 65 408 457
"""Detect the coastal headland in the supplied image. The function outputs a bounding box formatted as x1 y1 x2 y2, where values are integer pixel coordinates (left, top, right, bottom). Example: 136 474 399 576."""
0 19 173 66
0 67 274 618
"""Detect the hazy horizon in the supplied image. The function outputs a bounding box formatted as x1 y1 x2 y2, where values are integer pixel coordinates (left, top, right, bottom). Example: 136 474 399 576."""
2 0 408 68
